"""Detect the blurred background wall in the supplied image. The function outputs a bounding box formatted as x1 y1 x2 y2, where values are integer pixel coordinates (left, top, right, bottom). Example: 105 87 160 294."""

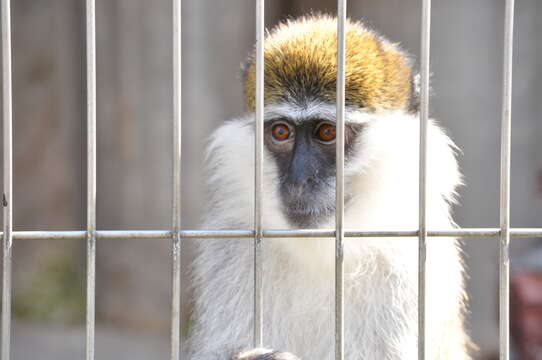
0 0 541 359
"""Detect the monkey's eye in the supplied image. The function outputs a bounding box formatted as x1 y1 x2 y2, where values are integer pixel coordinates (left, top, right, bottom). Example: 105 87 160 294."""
315 123 336 143
271 123 292 141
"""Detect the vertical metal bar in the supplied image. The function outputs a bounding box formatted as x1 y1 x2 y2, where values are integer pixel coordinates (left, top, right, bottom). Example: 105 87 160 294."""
418 0 431 359
253 0 264 348
171 0 182 358
1 0 12 359
335 1 346 359
499 1 514 359
85 0 97 359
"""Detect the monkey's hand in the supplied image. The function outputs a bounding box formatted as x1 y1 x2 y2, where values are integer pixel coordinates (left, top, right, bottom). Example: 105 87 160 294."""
233 348 300 360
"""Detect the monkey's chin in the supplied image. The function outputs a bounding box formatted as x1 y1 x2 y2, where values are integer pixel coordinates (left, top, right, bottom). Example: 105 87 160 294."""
233 348 300 360
283 204 334 228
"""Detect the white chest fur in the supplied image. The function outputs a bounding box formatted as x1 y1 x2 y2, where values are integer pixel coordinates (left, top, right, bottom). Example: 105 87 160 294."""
185 111 469 360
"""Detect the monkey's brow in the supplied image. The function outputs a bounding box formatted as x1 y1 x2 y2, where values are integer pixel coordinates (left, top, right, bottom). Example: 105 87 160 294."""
263 102 337 124
262 103 372 126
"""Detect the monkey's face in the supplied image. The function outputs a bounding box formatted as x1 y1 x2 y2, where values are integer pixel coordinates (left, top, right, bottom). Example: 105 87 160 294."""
264 103 363 228
239 15 419 229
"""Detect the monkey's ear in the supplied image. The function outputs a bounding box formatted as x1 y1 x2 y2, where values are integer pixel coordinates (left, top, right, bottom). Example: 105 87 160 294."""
408 72 421 113
240 51 256 112
240 54 253 85
233 348 300 360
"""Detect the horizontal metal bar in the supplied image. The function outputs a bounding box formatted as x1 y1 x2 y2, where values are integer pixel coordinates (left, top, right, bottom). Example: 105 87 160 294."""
183 230 254 238
14 231 87 240
2 228 542 241
99 230 172 239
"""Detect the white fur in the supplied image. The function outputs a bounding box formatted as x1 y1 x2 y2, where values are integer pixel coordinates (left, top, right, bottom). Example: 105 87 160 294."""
184 107 468 360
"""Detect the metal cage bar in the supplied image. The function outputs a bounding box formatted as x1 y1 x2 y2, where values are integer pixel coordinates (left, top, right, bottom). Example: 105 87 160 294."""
335 1 347 359
418 0 431 358
171 0 182 359
499 0 515 359
2 228 542 241
1 0 13 358
253 0 265 348
85 0 97 359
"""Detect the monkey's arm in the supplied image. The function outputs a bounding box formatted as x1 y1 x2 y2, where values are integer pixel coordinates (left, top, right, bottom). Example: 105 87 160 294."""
233 348 300 360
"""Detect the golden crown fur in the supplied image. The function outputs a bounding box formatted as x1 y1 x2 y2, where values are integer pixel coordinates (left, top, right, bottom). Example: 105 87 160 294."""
243 15 418 112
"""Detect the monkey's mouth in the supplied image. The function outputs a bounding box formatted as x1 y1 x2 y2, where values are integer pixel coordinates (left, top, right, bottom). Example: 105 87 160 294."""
288 203 333 217
282 198 335 228
279 178 354 228
280 185 353 228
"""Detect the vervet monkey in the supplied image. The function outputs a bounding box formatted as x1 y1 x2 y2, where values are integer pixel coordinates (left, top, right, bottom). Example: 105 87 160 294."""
185 15 471 360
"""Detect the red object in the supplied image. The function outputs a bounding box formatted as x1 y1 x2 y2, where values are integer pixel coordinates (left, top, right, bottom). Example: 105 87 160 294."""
511 272 542 360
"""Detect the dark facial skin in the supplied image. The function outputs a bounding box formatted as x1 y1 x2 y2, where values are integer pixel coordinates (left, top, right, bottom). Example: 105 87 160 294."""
264 117 362 228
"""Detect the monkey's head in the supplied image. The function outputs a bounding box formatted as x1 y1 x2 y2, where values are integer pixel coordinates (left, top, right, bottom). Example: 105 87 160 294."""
238 15 422 228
